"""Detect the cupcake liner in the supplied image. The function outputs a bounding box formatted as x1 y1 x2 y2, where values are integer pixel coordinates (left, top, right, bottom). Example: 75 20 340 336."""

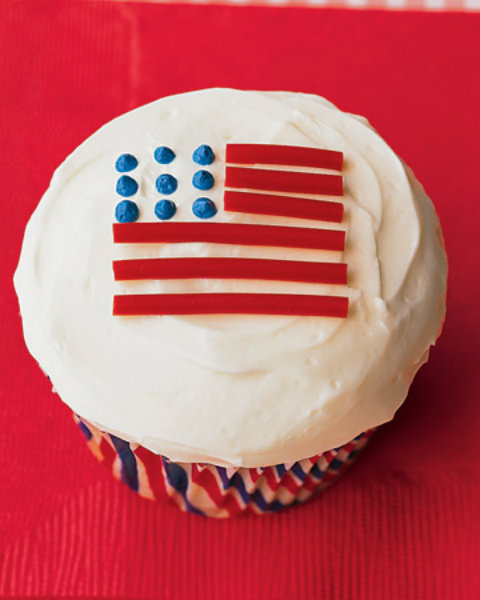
74 414 375 518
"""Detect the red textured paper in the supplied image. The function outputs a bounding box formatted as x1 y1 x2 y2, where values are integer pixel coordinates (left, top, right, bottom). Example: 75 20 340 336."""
2 2 480 599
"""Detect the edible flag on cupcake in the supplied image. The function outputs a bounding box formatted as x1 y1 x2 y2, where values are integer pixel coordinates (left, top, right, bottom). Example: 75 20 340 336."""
112 143 349 318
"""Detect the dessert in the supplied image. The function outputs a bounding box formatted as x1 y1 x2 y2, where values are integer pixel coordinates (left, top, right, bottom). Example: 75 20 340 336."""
14 89 447 516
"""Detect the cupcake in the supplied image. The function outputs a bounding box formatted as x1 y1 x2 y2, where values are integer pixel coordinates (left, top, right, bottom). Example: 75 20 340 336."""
14 89 447 517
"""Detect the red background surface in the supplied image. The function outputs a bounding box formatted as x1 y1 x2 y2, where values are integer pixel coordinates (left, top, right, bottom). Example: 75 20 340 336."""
1 2 480 598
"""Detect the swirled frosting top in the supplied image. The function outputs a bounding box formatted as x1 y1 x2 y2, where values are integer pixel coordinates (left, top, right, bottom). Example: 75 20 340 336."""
14 89 447 467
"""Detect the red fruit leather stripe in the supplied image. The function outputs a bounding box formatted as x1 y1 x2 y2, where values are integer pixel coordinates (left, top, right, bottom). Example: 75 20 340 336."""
113 223 345 251
224 190 344 223
113 293 349 318
113 257 348 285
226 144 343 171
225 166 343 196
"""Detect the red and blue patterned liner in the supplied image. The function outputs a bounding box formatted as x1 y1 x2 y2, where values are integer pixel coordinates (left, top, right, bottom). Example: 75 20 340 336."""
74 414 375 518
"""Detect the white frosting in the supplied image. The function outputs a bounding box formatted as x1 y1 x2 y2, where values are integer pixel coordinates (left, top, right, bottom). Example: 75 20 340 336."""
14 89 447 467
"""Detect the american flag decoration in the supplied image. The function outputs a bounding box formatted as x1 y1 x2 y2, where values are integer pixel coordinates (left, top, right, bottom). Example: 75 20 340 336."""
113 143 349 318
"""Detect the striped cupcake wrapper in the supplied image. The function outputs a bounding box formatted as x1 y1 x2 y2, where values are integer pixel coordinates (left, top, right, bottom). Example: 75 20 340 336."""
74 414 375 518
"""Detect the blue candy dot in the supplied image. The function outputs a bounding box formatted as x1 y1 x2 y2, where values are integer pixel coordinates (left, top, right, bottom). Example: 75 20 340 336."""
192 170 214 191
116 175 138 197
115 153 138 172
154 146 176 164
156 173 178 195
192 197 217 219
115 200 139 223
155 199 177 221
193 144 215 166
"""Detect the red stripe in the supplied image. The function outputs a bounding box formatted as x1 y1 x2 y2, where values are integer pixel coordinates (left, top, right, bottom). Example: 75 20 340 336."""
280 472 302 495
323 450 334 464
224 189 343 222
113 257 348 285
191 467 243 515
263 467 282 492
248 468 264 484
225 166 343 196
98 436 116 467
226 144 343 171
302 473 321 492
113 293 349 318
133 445 168 501
113 222 345 251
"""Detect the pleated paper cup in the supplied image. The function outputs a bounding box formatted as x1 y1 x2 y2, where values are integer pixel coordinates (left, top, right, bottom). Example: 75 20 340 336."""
74 414 375 518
